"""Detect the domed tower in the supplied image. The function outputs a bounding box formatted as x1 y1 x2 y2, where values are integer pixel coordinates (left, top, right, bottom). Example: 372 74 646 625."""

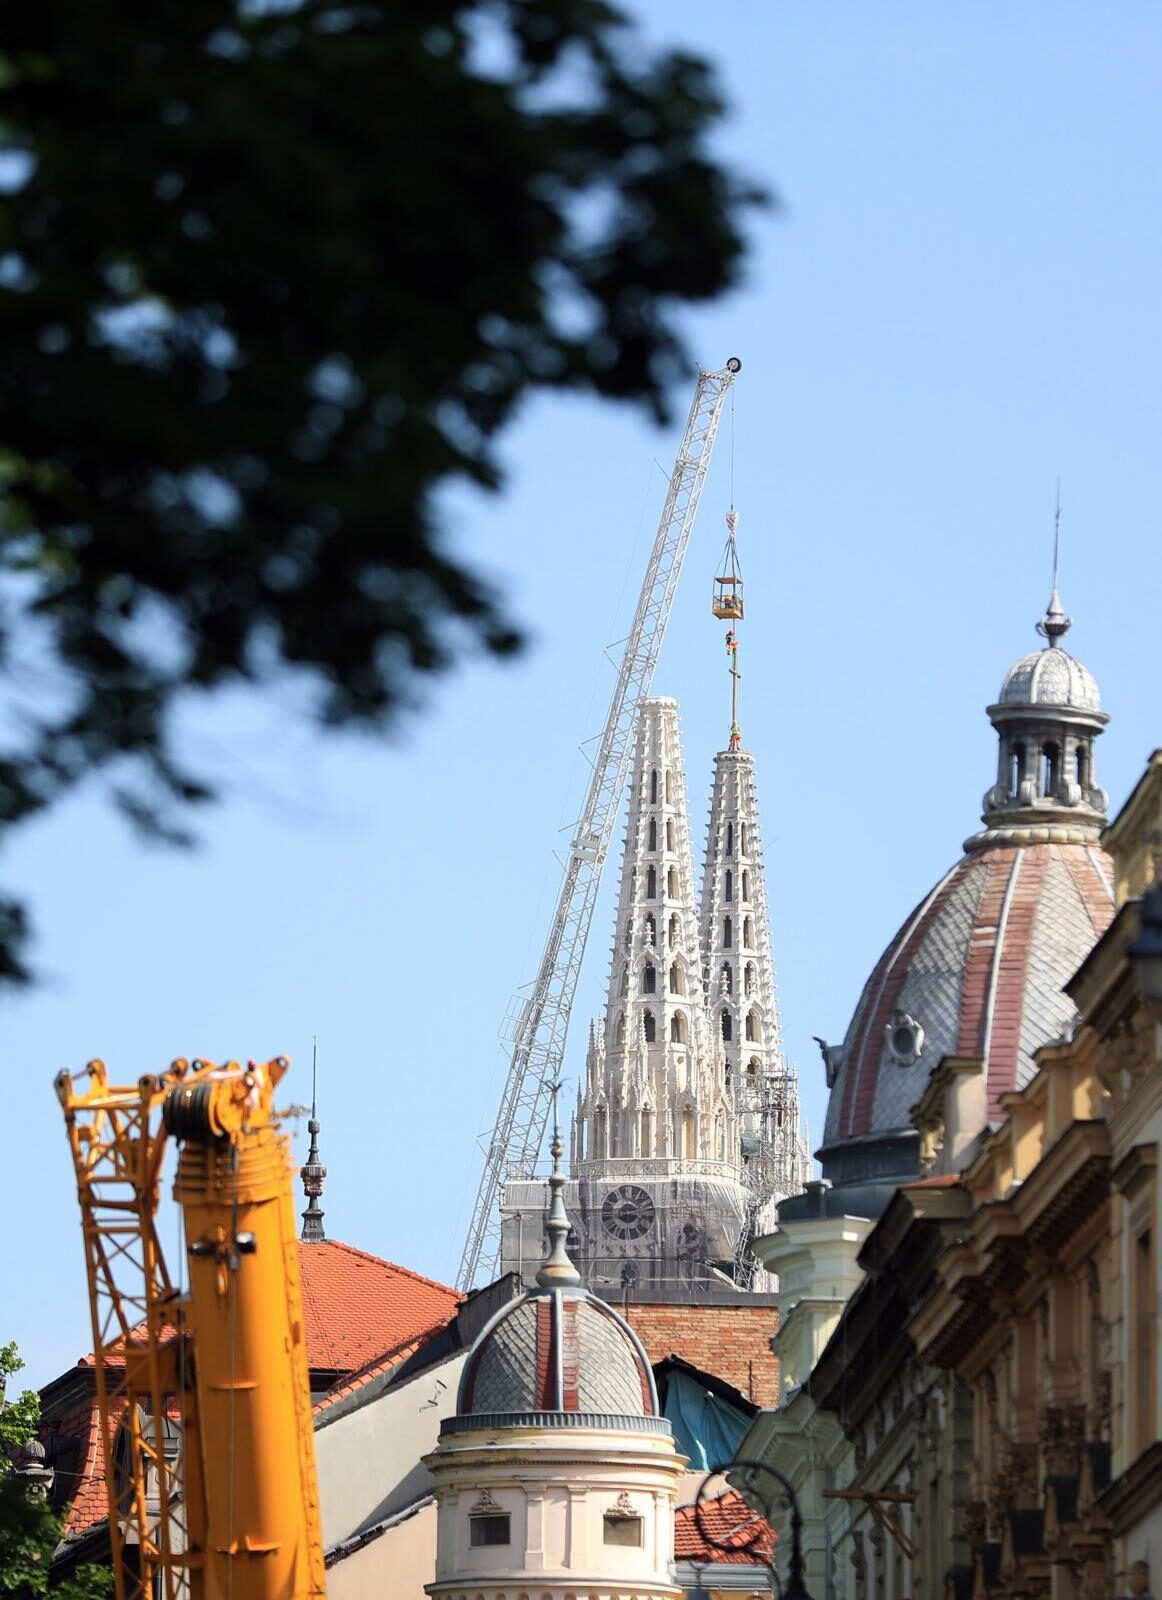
812 590 1116 1203
424 1125 684 1600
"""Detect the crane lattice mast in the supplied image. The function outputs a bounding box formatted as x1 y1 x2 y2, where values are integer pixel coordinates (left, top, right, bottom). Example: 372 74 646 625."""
457 356 741 1292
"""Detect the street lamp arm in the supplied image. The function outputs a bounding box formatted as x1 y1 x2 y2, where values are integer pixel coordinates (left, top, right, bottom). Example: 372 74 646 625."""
691 1457 813 1600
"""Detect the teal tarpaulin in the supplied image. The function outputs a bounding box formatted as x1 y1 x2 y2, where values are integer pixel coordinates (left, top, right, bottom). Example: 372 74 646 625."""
661 1368 751 1471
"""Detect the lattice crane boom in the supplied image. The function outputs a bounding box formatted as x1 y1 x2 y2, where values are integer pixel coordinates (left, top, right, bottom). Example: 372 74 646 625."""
457 356 741 1291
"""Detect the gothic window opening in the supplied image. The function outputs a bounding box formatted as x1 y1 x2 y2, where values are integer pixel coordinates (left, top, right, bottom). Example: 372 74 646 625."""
614 1014 625 1045
721 1010 733 1042
648 818 657 851
716 1112 726 1160
743 916 753 948
682 1107 695 1158
666 818 675 852
724 916 733 948
747 1057 759 1080
667 867 678 898
644 913 656 945
619 964 628 996
669 962 684 995
650 769 658 803
741 870 750 901
640 1108 653 1154
725 870 733 902
624 919 632 950
646 866 657 899
722 963 732 995
665 770 674 804
670 1011 688 1044
744 962 755 998
642 962 656 994
746 1010 760 1042
643 1010 656 1044
669 913 680 947
726 821 734 856
739 822 748 855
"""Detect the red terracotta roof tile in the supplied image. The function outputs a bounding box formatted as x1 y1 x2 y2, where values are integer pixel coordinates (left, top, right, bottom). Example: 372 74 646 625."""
674 1489 775 1565
297 1240 460 1375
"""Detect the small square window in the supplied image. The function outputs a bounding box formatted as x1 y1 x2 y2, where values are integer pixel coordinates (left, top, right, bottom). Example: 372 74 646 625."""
604 1513 643 1547
469 1513 510 1547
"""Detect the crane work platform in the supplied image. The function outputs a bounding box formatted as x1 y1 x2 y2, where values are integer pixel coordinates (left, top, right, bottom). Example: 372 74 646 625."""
712 510 744 619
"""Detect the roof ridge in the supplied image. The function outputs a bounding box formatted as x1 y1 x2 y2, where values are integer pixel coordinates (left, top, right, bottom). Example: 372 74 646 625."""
312 1237 461 1298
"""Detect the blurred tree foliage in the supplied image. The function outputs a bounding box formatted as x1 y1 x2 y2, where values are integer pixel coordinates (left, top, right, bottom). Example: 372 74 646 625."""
0 1343 113 1598
0 0 759 982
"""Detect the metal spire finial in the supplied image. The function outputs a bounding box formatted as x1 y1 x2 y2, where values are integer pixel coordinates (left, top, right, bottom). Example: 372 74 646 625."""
1036 480 1072 648
300 1036 327 1243
536 1081 581 1288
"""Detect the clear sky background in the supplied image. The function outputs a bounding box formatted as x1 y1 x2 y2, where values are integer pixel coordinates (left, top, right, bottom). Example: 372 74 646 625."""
6 4 1161 1387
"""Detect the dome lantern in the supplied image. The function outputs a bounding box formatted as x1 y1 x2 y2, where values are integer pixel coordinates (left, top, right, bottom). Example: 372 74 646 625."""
974 590 1109 849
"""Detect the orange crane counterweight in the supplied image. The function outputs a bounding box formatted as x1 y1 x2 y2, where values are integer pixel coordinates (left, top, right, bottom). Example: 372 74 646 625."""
57 1056 326 1600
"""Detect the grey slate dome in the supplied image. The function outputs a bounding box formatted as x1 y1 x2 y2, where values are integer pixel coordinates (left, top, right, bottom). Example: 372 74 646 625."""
999 645 1101 713
457 1287 657 1418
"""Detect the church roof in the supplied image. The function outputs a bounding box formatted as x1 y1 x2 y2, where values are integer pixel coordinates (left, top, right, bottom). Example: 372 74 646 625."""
821 837 1114 1165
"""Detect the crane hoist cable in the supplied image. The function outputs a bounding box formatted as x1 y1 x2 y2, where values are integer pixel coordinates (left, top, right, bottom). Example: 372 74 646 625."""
456 355 742 1292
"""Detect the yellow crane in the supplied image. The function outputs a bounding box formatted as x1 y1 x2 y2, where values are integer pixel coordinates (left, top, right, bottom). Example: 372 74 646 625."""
56 1055 326 1600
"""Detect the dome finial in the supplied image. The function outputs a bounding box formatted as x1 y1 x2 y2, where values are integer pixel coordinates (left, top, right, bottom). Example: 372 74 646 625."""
300 1037 327 1243
536 1081 581 1288
1036 480 1072 647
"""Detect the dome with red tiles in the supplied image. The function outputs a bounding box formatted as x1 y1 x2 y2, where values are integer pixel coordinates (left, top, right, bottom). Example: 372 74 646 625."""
816 597 1116 1191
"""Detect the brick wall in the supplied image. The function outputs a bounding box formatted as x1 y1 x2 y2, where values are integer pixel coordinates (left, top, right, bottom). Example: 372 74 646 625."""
622 1301 779 1408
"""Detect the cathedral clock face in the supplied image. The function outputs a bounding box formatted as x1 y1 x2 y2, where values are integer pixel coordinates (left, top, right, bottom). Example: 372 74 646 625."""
602 1185 655 1240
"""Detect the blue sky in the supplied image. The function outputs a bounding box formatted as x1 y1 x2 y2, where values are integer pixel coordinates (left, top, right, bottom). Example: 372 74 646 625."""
6 4 1161 1387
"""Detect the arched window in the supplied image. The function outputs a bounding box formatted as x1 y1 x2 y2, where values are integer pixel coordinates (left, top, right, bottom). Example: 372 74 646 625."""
669 962 684 995
646 866 657 899
666 818 675 852
721 962 733 996
747 1056 760 1080
619 963 629 996
721 1010 733 1042
624 919 632 950
642 962 656 994
1010 740 1026 794
726 822 734 856
648 818 657 851
744 962 755 998
644 913 656 945
723 916 732 948
643 1009 656 1043
743 917 753 948
746 1010 760 1042
741 870 750 901
1042 741 1060 797
667 867 678 898
1077 741 1091 788
725 870 733 902
615 1013 625 1045
739 822 748 855
650 769 658 803
670 1011 688 1044
665 771 674 804
669 913 680 947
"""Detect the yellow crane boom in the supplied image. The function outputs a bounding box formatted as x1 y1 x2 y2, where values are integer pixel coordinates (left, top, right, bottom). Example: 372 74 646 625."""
56 1055 326 1600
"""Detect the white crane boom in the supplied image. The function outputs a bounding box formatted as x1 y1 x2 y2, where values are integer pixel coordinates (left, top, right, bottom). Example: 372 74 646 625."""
457 356 742 1291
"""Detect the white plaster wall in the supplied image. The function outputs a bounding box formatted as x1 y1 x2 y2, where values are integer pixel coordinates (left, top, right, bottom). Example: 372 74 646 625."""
315 1352 466 1548
327 1499 437 1600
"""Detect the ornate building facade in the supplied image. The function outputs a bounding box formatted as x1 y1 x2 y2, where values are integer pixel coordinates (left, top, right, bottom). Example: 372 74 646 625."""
742 592 1123 1600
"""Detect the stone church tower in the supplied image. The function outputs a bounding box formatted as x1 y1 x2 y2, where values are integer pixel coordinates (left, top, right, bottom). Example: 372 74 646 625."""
501 698 749 1292
701 744 810 1257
